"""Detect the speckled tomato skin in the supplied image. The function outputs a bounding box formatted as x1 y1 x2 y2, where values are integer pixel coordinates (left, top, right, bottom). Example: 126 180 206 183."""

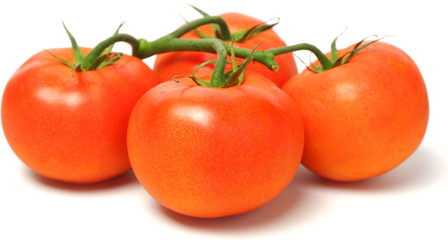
1 48 159 183
282 41 429 182
127 72 304 218
153 12 298 87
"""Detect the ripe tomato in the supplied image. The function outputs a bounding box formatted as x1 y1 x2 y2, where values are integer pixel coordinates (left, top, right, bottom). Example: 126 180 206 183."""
282 41 429 182
127 71 304 218
1 48 159 184
153 12 298 87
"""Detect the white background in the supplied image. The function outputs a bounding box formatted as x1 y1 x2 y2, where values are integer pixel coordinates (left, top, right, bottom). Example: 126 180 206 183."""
1 0 447 239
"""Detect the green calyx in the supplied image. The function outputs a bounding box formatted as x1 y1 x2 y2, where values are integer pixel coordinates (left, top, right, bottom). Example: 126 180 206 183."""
308 33 386 73
46 23 124 72
231 18 279 43
177 44 258 88
189 5 278 43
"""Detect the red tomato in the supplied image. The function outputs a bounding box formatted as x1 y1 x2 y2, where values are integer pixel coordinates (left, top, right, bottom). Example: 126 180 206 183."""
153 12 298 87
282 41 429 182
1 48 159 184
127 71 304 218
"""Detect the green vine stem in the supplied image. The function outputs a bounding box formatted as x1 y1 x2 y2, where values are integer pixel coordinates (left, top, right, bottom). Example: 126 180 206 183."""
170 15 232 40
85 35 331 74
261 43 333 71
137 38 331 73
206 39 228 87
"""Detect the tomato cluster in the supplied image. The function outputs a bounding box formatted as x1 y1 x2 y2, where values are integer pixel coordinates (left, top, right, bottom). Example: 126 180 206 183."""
1 11 428 218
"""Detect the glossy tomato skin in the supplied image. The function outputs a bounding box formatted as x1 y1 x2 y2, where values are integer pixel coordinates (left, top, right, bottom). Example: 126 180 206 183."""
1 48 159 184
282 41 429 182
153 12 298 87
127 72 304 218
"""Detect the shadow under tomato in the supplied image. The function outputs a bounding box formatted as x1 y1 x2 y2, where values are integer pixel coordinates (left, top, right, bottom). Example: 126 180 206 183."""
154 145 444 232
25 168 140 192
294 145 444 193
156 173 321 232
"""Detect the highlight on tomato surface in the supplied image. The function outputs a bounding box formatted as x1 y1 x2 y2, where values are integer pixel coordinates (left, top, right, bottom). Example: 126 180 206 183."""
282 39 429 182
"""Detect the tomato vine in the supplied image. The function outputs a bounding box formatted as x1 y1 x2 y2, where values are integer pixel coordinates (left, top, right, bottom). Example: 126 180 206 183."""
65 15 333 88
54 13 383 89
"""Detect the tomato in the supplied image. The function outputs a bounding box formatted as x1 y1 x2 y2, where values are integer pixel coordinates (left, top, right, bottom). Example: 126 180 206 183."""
127 71 304 218
1 48 159 184
153 12 298 87
282 41 429 182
